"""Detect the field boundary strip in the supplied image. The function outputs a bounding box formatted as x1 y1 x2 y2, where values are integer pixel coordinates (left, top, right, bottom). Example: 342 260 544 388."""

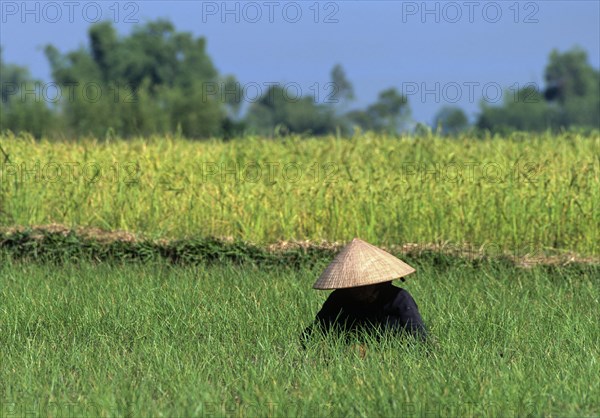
0 223 598 268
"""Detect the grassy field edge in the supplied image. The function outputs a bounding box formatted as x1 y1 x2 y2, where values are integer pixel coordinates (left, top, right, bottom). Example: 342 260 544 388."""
1 224 598 273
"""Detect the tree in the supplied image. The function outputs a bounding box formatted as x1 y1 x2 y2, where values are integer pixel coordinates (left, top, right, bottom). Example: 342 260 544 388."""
544 48 598 104
544 48 599 129
89 21 118 83
347 87 410 134
1 47 29 104
245 85 337 136
433 106 469 135
477 47 599 133
44 19 239 138
1 48 57 137
330 64 354 108
477 85 557 133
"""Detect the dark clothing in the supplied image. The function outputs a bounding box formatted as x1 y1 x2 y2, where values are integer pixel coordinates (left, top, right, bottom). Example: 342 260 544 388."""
303 283 427 343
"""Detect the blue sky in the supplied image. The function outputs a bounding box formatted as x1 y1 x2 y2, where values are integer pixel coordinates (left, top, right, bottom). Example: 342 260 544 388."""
2 1 599 124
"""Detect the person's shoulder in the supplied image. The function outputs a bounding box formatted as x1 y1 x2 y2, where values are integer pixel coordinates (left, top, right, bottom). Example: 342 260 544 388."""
388 285 419 307
384 283 405 298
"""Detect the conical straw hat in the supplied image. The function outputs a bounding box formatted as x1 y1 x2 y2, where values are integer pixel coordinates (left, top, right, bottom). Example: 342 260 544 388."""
313 238 415 290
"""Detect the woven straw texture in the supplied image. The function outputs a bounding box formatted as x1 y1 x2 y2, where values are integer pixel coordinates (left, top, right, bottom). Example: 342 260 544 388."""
313 238 416 289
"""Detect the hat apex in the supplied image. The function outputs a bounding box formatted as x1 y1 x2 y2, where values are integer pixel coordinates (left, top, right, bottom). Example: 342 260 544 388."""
313 238 415 290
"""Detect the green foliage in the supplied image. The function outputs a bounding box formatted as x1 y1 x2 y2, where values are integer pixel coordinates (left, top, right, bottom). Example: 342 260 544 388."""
245 85 338 136
544 48 599 104
0 47 29 103
330 63 355 107
43 19 232 138
347 87 411 134
433 106 469 135
0 49 59 137
0 94 58 139
477 86 558 133
478 48 599 132
1 259 598 416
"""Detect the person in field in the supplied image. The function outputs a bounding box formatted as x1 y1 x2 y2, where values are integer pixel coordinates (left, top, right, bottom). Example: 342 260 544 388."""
303 238 427 344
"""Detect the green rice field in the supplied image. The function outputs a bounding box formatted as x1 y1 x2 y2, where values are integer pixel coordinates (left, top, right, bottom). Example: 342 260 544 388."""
1 257 598 417
1 132 598 254
0 132 598 417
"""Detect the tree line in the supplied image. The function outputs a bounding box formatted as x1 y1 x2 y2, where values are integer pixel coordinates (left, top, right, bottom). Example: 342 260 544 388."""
1 19 598 139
